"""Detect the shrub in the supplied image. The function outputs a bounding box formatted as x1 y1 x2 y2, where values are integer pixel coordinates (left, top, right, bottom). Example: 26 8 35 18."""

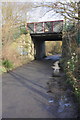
2 59 14 72
65 52 80 104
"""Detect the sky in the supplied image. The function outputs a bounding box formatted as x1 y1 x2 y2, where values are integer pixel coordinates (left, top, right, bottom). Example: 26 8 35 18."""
26 1 64 22
26 0 80 22
1 0 55 2
1 0 80 23
27 6 64 23
1 0 80 2
0 0 64 23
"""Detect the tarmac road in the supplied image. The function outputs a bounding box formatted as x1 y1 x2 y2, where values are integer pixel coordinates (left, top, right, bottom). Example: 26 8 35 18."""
2 60 55 118
2 59 78 118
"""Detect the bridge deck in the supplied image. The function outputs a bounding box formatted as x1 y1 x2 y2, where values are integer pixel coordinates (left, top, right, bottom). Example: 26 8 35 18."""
26 20 63 34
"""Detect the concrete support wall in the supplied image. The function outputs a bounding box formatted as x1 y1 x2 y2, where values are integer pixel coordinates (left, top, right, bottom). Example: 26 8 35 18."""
33 39 46 60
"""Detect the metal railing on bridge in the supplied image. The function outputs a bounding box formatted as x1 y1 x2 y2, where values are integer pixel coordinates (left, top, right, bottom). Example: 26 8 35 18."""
26 20 63 34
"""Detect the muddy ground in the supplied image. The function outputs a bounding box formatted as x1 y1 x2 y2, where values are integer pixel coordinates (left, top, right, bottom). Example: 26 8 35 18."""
47 63 79 118
2 59 79 118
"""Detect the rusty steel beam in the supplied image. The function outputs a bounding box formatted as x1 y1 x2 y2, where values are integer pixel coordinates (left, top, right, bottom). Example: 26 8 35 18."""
26 20 63 34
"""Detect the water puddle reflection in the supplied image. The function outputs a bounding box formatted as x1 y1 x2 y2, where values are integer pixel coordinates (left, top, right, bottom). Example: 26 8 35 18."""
46 95 72 114
58 95 72 113
48 99 54 103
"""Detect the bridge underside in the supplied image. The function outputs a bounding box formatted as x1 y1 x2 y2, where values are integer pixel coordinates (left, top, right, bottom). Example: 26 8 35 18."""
31 32 62 41
31 32 62 60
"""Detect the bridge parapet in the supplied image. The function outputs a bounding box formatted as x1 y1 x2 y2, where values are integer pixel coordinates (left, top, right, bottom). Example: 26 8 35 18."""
26 20 63 34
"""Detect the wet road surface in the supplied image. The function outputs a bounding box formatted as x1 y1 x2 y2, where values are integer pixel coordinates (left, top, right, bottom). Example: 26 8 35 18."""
2 59 78 118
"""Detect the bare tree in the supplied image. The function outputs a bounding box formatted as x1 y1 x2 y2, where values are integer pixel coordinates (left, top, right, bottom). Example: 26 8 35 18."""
38 0 79 21
2 2 34 46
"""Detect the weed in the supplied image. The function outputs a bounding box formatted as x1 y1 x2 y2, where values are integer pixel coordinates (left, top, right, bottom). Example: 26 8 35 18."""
2 59 14 72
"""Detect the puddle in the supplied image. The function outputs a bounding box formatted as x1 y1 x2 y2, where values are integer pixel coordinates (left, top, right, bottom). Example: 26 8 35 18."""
52 61 60 70
52 61 61 77
45 55 61 61
46 97 57 114
58 95 72 113
46 89 77 117
48 99 54 103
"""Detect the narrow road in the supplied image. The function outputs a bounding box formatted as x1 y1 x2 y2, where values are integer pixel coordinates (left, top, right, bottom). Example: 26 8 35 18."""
2 59 78 118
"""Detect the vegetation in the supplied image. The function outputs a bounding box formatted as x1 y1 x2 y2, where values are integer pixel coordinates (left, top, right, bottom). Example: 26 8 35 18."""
2 2 34 73
2 59 14 72
2 2 33 46
45 41 62 56
65 53 80 101
62 22 80 104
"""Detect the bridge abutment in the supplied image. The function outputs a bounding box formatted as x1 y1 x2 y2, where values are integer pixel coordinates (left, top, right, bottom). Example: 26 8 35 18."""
33 39 46 60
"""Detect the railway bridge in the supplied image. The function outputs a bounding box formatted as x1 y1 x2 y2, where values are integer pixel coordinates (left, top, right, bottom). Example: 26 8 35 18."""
26 20 63 59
